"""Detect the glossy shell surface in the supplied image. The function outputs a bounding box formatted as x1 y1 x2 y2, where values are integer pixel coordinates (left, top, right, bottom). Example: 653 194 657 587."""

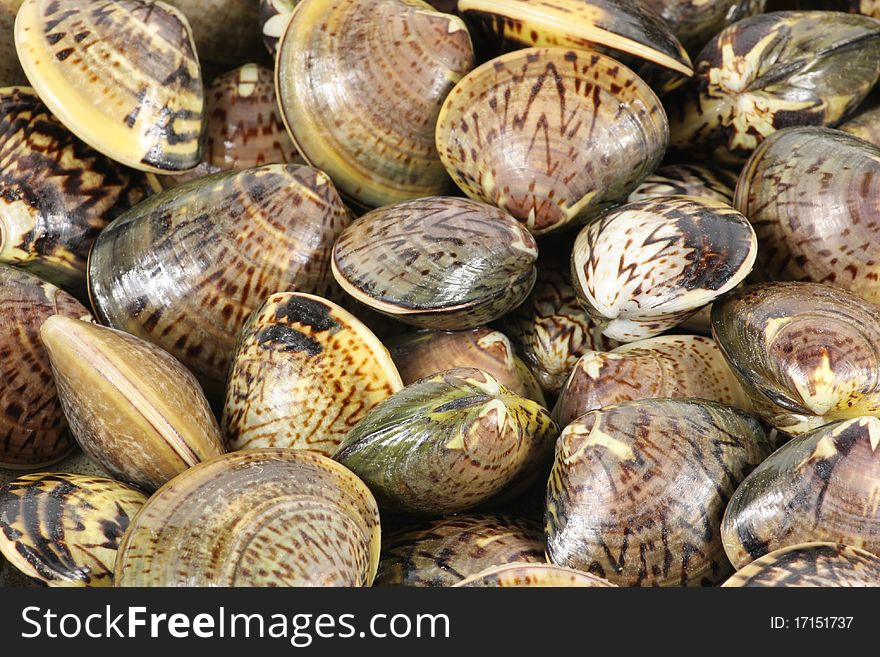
722 543 880 587
627 164 737 204
454 562 616 587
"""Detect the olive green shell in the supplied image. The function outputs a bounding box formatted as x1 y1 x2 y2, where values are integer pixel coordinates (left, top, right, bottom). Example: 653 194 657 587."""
736 126 880 303
40 316 224 492
454 562 616 587
115 449 381 587
711 282 880 436
15 0 205 173
88 164 351 398
331 197 537 330
0 266 91 468
388 328 545 405
553 335 752 428
259 0 296 56
0 86 150 291
840 104 880 146
436 47 669 235
627 164 737 205
375 514 544 587
223 292 403 456
721 417 880 569
0 473 147 586
546 398 770 586
668 11 880 163
1 1 26 85
571 195 757 342
334 368 557 516
655 0 766 54
722 543 880 587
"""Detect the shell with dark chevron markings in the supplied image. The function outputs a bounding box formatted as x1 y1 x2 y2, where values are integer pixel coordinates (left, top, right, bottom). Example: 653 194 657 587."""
454 562 616 587
627 164 737 205
722 543 880 587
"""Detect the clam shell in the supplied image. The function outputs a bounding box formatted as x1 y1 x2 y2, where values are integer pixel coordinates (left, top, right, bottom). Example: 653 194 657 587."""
655 0 766 54
15 0 205 173
545 398 770 586
0 86 150 291
436 47 668 235
388 328 545 404
334 368 557 516
722 543 880 587
375 514 544 587
0 473 147 586
223 292 403 456
259 0 296 57
454 562 616 587
553 335 752 428
840 104 880 146
1 1 25 85
331 197 537 330
0 266 91 468
40 315 224 492
88 164 351 398
0 447 108 489
711 282 880 436
571 195 757 342
276 0 474 208
627 164 737 205
115 449 381 587
721 417 880 568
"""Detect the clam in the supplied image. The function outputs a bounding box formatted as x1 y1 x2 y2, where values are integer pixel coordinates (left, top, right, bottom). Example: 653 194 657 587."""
40 316 224 492
388 328 545 404
667 11 880 163
0 86 151 291
115 449 381 587
259 0 296 57
721 416 880 568
454 562 616 587
0 447 108 490
736 126 880 303
655 0 767 54
435 47 669 235
1 1 25 85
88 164 351 398
375 514 544 587
276 0 474 208
223 292 403 456
0 473 147 586
15 0 205 173
545 398 770 586
334 368 557 516
571 195 757 342
626 164 737 205
331 197 537 330
711 282 880 436
840 104 880 146
553 335 752 428
722 543 880 587
0 266 91 469
798 1 880 18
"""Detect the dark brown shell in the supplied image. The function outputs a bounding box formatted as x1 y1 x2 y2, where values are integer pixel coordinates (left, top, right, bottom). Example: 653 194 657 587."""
655 0 766 54
1 1 25 85
722 543 880 587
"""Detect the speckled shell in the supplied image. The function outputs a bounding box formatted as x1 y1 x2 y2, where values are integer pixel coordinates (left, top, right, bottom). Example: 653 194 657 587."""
334 368 557 516
454 562 616 587
571 195 757 342
655 0 766 54
722 543 880 587
840 104 880 146
553 335 752 428
0 86 150 291
88 165 351 398
0 266 91 468
546 398 770 586
0 473 147 586
40 316 224 492
458 0 693 75
1 1 25 85
115 449 381 587
627 164 737 204
331 197 537 330
276 0 474 208
436 47 669 235
259 0 296 57
375 514 544 586
223 293 403 456
388 328 545 404
15 0 205 173
721 417 880 568
736 127 880 303
711 282 880 436
667 11 880 163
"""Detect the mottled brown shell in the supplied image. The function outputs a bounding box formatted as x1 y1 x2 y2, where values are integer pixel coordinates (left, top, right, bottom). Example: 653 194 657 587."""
840 104 880 146
655 0 766 54
722 543 880 587
454 562 616 587
627 164 737 205
1 1 25 85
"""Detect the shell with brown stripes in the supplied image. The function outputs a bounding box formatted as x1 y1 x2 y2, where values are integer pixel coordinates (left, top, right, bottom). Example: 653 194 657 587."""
722 543 880 587
455 562 615 587
627 164 737 205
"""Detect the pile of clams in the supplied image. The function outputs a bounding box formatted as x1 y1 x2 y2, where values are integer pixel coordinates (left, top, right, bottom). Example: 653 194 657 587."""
2 0 880 589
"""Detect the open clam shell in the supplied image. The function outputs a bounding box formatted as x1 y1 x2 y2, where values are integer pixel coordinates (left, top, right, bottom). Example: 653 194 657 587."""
546 398 770 586
223 292 403 456
721 417 880 568
571 195 757 342
15 0 205 173
333 368 557 516
454 562 616 587
711 282 880 436
627 164 737 204
436 47 668 235
115 449 381 587
0 473 147 586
